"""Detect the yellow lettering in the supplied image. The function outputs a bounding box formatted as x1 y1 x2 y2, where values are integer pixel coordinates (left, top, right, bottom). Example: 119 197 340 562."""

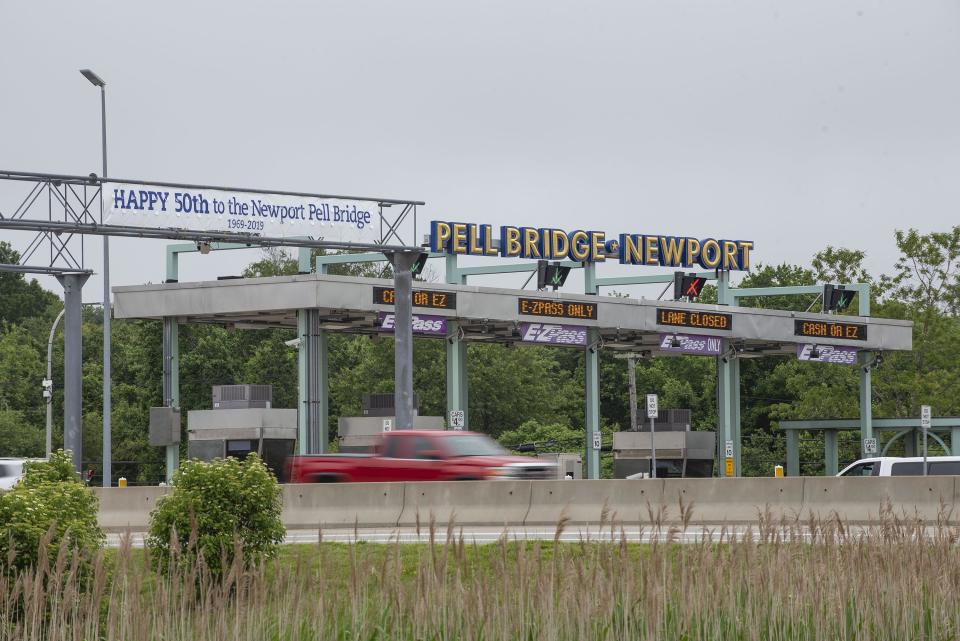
502 227 522 257
722 240 739 270
482 224 498 256
569 231 591 261
431 222 451 252
686 238 701 266
644 235 659 266
590 231 606 262
660 236 685 266
738 241 753 270
700 239 721 269
451 223 468 254
550 229 569 260
523 228 542 258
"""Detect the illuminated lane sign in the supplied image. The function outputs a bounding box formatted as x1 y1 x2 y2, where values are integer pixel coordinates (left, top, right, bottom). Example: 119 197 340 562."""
428 221 754 270
794 319 867 341
373 286 456 310
518 297 598 320
656 308 732 331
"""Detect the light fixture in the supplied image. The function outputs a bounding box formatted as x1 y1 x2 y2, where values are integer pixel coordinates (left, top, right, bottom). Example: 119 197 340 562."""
79 68 106 87
809 345 820 359
197 241 211 254
670 335 682 348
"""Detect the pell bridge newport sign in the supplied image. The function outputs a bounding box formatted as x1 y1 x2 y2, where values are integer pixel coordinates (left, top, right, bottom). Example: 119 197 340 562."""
113 273 911 354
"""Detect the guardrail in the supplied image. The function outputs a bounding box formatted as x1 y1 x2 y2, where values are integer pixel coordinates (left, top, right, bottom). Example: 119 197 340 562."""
93 477 959 532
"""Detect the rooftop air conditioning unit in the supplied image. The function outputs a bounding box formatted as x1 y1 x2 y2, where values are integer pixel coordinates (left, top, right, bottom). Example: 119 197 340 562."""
212 384 272 409
361 393 419 417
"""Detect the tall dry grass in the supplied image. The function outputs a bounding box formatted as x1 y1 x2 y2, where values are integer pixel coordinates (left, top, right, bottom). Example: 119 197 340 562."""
1 501 959 640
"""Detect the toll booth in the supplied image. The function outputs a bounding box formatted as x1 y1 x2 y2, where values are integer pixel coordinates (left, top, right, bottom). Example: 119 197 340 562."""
612 409 716 478
187 385 297 481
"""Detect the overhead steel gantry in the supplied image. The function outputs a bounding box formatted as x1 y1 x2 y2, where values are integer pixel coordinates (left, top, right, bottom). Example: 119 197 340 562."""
114 252 912 480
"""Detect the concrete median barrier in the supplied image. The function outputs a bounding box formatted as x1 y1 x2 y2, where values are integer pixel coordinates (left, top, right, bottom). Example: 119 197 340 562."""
802 476 956 523
396 480 532 528
661 478 807 524
524 480 666 526
282 482 406 529
94 487 171 532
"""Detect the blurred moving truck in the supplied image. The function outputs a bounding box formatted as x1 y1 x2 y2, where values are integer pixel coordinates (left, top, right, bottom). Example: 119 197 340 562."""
287 430 556 482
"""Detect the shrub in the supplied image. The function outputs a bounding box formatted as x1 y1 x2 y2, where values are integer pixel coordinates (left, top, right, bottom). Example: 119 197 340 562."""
0 450 104 571
146 454 285 572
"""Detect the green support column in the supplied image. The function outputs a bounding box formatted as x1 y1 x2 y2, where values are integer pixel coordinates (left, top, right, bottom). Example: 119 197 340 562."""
785 430 800 476
445 254 468 428
446 321 468 427
731 355 742 475
583 263 601 479
716 271 737 475
953 427 960 456
823 429 839 476
585 327 601 479
858 351 874 459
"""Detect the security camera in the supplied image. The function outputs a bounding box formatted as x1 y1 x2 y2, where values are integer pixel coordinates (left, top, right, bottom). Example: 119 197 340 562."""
284 338 301 348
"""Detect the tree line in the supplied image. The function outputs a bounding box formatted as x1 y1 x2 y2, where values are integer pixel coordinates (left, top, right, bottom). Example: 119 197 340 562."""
1 227 957 480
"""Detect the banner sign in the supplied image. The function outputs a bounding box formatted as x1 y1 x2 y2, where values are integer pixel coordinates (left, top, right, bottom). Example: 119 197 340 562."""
518 323 588 346
796 344 858 365
429 221 754 270
658 333 722 355
103 181 380 242
378 312 447 336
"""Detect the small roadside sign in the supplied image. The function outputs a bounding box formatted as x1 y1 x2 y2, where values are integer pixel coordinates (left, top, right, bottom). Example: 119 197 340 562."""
592 431 602 450
863 438 878 455
724 440 734 458
382 418 393 432
646 394 658 419
920 405 931 432
449 410 465 430
724 457 734 477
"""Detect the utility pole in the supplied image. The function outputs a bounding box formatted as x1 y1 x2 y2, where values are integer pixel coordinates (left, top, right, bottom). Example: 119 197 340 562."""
627 357 638 431
80 68 111 486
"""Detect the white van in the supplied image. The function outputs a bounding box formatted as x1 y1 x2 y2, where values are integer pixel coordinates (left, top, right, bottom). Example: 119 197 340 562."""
837 456 960 477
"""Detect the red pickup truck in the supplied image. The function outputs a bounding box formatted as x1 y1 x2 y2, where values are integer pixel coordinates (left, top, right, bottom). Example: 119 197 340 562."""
287 430 556 483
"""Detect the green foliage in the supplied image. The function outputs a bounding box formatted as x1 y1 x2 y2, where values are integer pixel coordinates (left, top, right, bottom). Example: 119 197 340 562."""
21 449 78 486
498 419 583 453
0 450 103 571
146 454 285 571
0 242 61 326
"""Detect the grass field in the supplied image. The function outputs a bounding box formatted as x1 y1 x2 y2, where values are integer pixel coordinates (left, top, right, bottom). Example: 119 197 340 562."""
2 509 959 640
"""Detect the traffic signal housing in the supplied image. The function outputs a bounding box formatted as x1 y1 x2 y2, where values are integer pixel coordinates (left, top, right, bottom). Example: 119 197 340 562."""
673 272 707 301
410 252 429 279
537 260 571 291
823 284 855 313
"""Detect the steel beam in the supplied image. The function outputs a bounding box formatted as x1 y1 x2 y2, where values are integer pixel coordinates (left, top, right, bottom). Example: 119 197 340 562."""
55 273 88 472
161 317 180 482
785 429 800 476
823 429 839 476
385 252 420 430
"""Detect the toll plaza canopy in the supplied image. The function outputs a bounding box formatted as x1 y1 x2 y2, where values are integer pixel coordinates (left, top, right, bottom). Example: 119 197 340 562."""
114 272 911 352
113 272 913 479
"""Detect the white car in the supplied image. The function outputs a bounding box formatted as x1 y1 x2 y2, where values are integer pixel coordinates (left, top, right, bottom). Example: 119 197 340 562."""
0 458 28 490
837 456 960 477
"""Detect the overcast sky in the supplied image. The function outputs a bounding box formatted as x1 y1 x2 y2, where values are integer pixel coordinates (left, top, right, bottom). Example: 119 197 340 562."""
2 0 959 301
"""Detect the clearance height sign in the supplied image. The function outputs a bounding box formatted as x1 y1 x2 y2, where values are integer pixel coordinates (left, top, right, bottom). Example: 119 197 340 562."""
429 221 754 271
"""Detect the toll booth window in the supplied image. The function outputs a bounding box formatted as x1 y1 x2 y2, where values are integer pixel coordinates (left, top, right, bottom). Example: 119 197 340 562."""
655 460 684 479
261 439 295 482
683 460 714 478
226 440 255 459
929 461 960 475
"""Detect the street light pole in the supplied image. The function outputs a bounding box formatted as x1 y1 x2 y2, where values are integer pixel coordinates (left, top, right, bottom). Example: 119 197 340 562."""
45 308 66 457
80 68 111 487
